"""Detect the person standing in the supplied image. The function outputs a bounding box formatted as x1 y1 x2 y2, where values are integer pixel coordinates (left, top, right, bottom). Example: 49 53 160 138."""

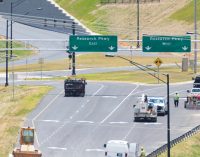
140 147 146 157
174 93 180 107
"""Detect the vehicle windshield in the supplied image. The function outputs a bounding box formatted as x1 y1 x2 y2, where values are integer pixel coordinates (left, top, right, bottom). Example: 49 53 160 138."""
149 98 164 103
65 83 83 89
194 77 200 83
192 88 200 93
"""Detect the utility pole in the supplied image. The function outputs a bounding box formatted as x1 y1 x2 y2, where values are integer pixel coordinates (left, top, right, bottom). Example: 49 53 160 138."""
10 2 13 58
136 0 140 48
72 21 76 76
5 20 9 87
194 0 197 73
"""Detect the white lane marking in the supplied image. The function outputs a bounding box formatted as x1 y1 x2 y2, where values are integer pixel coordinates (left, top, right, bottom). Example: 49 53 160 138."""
85 149 104 152
31 90 64 147
100 84 139 124
144 122 162 125
123 125 135 140
92 85 104 97
76 121 94 124
48 147 67 151
102 96 117 98
40 85 104 146
40 120 60 123
109 122 128 124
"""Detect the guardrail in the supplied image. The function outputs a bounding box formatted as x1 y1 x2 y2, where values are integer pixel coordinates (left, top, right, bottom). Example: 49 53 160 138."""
147 125 200 157
101 0 160 4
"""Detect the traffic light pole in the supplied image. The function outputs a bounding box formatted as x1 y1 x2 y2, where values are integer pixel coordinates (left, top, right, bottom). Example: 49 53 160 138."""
167 74 170 157
72 22 76 76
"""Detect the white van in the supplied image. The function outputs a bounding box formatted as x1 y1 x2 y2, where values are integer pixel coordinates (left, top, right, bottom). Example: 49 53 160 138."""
104 140 139 157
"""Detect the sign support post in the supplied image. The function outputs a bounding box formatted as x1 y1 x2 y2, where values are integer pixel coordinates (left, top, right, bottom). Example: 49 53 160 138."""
72 22 76 76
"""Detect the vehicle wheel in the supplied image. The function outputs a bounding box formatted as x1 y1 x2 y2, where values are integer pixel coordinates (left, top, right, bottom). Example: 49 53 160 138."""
134 118 138 122
80 93 85 97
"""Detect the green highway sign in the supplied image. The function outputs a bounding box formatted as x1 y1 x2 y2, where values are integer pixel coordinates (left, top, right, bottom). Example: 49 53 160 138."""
143 35 191 53
69 35 118 52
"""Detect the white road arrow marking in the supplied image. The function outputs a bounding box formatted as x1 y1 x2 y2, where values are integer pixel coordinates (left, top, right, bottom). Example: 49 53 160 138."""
182 46 188 51
72 45 78 50
145 46 152 51
108 46 115 50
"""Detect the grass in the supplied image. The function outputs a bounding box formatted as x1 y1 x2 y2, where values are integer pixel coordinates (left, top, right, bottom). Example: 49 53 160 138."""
0 53 183 72
170 0 200 23
28 66 197 83
76 66 195 83
55 0 195 39
158 132 200 157
0 85 53 157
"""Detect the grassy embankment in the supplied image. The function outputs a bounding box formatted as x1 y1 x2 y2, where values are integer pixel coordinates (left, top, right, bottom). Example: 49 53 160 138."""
158 132 200 157
170 0 200 23
0 85 52 157
55 0 198 39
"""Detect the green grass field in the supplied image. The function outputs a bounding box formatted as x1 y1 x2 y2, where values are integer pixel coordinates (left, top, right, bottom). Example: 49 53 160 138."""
170 0 200 23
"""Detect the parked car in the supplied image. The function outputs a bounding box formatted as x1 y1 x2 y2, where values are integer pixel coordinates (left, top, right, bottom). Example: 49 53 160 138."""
148 97 167 116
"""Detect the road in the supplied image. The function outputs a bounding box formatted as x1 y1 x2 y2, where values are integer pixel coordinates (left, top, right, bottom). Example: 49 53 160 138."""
11 80 198 157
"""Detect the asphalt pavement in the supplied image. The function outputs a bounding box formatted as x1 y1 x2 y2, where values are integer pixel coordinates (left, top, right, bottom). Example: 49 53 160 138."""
8 80 199 157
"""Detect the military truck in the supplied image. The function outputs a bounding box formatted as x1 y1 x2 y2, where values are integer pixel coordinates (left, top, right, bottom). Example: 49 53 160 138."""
12 127 42 157
64 77 87 97
133 94 157 122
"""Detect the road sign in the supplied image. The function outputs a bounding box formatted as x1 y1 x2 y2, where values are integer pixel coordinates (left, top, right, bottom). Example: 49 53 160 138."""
143 35 191 52
69 35 118 52
154 57 163 67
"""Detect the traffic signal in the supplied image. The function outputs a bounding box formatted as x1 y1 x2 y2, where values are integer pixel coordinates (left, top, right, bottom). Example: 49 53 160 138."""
68 54 72 59
0 0 3 2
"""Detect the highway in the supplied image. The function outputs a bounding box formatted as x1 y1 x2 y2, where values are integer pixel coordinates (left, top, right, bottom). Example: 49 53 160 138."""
16 80 199 157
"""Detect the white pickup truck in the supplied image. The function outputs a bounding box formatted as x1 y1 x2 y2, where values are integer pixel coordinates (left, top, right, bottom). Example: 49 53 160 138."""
103 140 139 157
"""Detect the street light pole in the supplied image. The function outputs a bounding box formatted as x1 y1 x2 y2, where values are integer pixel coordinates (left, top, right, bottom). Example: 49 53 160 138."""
194 0 197 73
136 0 140 48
